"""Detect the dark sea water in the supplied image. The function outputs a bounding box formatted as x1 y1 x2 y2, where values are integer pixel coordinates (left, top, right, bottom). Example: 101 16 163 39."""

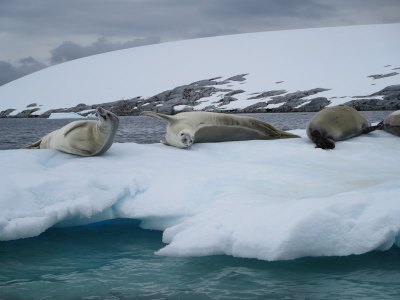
1 111 398 300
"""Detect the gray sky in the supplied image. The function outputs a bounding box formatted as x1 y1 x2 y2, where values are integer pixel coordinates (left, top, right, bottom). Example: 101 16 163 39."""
1 0 400 85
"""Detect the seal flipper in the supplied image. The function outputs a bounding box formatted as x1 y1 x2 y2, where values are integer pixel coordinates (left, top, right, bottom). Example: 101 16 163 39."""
63 121 88 137
25 139 42 149
362 121 384 134
194 123 298 143
310 130 335 149
141 111 175 123
57 146 93 156
195 125 265 142
160 139 169 145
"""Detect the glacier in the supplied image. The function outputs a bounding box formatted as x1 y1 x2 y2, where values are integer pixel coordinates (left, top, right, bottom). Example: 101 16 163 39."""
1 130 399 261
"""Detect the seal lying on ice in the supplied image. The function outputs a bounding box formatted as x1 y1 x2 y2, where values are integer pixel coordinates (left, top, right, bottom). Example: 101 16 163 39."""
306 105 381 149
383 110 400 136
27 107 119 156
141 111 299 148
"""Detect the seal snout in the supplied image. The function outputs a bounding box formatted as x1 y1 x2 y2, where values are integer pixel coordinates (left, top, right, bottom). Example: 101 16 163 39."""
179 131 194 148
96 107 108 121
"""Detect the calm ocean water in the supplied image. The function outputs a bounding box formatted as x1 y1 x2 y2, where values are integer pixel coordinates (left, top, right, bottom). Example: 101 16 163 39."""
1 219 399 300
1 112 398 300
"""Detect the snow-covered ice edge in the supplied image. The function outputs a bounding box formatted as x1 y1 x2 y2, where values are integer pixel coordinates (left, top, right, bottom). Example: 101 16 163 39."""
1 130 399 261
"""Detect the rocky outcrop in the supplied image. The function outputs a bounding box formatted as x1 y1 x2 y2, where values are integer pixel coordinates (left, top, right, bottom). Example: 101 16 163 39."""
345 85 400 111
248 90 286 99
15 108 41 117
1 75 399 118
368 72 399 80
0 109 15 117
287 97 330 112
242 92 330 113
266 88 330 109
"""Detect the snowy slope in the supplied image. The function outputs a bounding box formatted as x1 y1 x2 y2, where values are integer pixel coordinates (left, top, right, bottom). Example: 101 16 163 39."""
0 23 399 115
1 130 399 261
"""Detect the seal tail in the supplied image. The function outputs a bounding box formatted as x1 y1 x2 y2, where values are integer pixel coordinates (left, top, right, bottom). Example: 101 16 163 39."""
140 111 175 123
362 120 384 134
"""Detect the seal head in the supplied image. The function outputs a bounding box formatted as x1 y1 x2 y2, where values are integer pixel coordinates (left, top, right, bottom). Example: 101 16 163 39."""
26 107 119 156
94 107 119 155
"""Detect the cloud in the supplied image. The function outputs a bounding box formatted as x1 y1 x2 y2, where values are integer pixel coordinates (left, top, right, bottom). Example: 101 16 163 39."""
0 37 161 85
0 57 47 86
202 0 333 19
1 1 399 41
49 36 161 64
1 0 400 86
0 1 336 42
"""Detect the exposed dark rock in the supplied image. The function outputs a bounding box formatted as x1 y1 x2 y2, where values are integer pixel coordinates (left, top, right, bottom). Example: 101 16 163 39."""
344 85 400 111
215 96 238 106
248 90 286 100
368 72 399 80
345 98 400 111
15 108 41 117
202 104 218 111
296 97 331 112
225 74 248 82
370 84 400 96
264 88 331 112
346 99 396 111
226 90 245 97
242 102 269 112
134 76 238 115
2 74 399 118
0 109 15 117
100 99 140 116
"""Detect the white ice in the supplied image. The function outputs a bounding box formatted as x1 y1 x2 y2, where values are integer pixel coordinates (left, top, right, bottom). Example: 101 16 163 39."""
0 23 399 114
1 130 399 261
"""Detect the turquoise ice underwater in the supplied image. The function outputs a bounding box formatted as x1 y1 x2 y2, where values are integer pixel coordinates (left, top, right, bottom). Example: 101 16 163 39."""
1 219 400 300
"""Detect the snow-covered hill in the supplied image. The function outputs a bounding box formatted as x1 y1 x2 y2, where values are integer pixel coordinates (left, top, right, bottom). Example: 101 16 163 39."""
0 23 399 117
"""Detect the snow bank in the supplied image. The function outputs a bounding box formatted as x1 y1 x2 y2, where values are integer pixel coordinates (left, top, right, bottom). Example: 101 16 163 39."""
0 24 399 114
1 130 399 261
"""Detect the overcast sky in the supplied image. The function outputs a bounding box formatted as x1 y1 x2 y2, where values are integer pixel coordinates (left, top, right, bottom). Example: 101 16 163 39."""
1 0 399 85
